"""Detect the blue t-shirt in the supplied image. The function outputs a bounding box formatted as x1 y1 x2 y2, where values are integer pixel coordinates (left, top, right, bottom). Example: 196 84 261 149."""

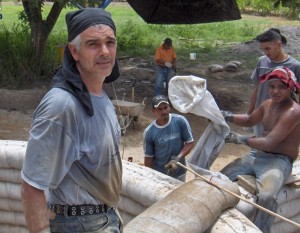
21 88 122 207
143 114 193 178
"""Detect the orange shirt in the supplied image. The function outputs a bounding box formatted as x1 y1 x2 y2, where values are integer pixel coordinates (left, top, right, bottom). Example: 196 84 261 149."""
155 45 176 64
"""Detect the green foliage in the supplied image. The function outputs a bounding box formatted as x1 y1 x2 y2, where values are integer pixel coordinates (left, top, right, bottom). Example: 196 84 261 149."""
237 0 300 19
0 24 32 87
1 2 300 88
273 0 300 18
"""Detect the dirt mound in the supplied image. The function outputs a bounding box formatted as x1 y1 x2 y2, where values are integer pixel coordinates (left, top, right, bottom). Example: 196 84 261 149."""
232 25 300 56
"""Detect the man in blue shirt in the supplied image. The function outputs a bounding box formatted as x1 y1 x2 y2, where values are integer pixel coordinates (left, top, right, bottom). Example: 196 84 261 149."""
144 95 194 181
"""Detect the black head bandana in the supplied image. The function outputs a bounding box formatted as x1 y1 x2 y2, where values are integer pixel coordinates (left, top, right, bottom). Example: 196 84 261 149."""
51 8 120 117
66 7 116 42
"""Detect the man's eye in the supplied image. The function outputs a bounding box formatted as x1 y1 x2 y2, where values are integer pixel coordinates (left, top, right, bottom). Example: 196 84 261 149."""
108 40 116 46
88 42 97 47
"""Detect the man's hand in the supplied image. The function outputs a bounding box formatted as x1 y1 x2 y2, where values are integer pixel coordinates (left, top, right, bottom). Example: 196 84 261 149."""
165 62 172 68
225 132 249 145
165 154 183 174
221 110 233 122
165 160 178 172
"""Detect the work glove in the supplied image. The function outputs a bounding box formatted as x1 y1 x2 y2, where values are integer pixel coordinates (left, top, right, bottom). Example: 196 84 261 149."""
165 154 183 174
225 132 249 145
165 62 172 68
221 110 233 122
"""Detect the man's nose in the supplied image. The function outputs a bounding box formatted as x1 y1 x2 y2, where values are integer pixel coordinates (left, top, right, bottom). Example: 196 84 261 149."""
98 44 109 55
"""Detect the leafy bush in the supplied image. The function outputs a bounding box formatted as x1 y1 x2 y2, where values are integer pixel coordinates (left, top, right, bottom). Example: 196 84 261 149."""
0 24 32 88
1 2 300 88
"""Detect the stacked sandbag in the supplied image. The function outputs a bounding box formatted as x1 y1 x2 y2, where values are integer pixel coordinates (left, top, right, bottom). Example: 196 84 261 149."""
0 140 262 232
0 140 28 232
124 176 262 233
0 140 182 229
208 208 261 233
236 160 300 233
271 160 300 233
118 161 183 224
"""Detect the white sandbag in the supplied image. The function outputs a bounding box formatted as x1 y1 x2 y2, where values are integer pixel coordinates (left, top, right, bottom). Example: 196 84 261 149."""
0 168 22 183
271 213 300 233
121 161 182 207
0 224 29 233
0 198 23 212
224 62 239 72
292 160 300 174
0 140 26 169
124 177 240 233
0 209 26 226
207 208 262 233
274 198 300 223
235 186 257 220
276 184 300 204
118 194 146 216
118 210 136 225
208 64 223 73
0 181 21 200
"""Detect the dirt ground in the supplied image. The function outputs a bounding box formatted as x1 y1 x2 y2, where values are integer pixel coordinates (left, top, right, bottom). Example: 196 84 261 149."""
0 55 253 175
103 56 253 174
1 25 300 176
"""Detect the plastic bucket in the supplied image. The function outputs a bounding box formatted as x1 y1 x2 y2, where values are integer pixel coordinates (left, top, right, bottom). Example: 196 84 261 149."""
190 53 196 60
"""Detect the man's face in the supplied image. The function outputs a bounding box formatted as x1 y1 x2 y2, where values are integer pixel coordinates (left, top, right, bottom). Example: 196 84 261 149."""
69 25 117 79
269 79 291 103
163 43 171 49
259 41 282 61
153 103 170 123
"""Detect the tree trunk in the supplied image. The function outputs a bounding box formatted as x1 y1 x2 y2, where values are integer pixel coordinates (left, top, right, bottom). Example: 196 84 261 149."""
22 0 67 79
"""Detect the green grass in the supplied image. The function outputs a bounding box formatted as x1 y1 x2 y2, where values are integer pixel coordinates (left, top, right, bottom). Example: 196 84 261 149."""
1 2 300 87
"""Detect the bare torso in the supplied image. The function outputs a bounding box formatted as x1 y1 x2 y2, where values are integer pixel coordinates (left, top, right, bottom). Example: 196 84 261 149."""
262 100 300 160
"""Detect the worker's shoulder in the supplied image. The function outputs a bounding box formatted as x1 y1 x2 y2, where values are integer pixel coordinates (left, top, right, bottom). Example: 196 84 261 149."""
36 88 79 116
171 113 189 123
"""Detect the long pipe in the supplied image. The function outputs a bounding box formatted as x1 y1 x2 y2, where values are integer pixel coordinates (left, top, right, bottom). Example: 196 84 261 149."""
177 162 300 229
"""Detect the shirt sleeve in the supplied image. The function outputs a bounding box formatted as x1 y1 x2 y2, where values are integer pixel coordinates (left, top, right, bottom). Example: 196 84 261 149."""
143 128 154 157
21 117 77 190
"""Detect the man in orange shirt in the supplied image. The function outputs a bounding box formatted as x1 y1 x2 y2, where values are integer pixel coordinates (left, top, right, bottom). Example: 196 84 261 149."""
155 38 177 96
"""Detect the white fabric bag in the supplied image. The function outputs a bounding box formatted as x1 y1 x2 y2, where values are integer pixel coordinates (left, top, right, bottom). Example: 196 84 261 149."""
168 75 230 174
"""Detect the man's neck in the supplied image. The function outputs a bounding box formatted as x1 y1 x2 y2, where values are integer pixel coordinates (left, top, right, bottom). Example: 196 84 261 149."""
273 53 288 63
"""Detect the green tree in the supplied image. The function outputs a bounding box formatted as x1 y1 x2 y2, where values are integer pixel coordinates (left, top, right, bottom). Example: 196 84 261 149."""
20 0 104 79
274 0 300 18
21 0 67 76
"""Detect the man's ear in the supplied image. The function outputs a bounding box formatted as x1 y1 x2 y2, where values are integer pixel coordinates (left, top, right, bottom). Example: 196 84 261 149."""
68 44 79 62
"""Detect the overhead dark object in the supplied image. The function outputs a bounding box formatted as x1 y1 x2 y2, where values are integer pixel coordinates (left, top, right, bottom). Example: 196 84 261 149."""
126 0 241 24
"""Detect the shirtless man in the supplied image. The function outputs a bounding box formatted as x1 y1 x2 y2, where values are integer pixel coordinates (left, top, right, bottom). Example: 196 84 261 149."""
221 67 300 233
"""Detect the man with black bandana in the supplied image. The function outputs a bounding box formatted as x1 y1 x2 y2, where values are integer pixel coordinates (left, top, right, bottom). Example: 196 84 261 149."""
21 8 122 233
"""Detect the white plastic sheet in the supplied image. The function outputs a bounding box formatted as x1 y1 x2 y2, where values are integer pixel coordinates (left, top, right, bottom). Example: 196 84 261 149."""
169 75 230 171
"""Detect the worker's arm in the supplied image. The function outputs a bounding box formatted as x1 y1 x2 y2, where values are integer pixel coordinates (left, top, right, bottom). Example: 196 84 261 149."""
248 107 300 152
247 84 258 115
178 141 193 158
144 156 154 168
21 180 49 233
222 101 265 127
